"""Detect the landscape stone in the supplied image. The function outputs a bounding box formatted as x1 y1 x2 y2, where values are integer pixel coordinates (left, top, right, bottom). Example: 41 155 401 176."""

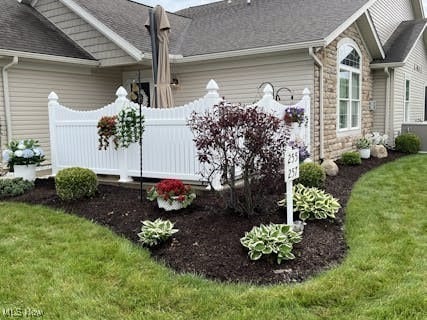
321 159 339 176
371 145 388 158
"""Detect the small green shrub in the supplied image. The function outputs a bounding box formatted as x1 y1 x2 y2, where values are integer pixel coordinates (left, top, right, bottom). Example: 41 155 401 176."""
0 178 34 197
138 219 178 247
240 223 302 264
341 151 362 165
55 167 98 201
278 184 341 221
395 133 420 154
296 162 326 188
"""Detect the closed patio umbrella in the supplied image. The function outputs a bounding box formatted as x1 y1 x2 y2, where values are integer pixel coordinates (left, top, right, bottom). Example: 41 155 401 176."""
152 5 174 108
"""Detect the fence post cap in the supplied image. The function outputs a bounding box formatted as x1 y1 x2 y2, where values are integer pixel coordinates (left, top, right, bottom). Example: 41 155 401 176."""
116 86 128 97
303 88 311 95
263 84 274 96
48 91 58 101
206 79 219 91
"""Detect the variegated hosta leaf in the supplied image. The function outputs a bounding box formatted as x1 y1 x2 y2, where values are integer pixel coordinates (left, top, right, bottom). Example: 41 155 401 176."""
138 219 178 247
240 223 302 264
278 184 341 221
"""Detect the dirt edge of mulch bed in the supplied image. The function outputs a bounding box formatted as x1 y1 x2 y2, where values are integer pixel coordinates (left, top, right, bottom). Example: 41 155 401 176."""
5 151 404 285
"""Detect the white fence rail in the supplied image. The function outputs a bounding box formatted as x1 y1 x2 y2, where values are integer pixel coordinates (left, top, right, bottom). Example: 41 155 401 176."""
48 80 310 185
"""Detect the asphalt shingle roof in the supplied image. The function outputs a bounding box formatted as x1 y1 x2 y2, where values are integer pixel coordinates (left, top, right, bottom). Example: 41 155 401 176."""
72 0 370 57
0 0 94 60
175 0 370 56
72 0 191 56
373 19 427 63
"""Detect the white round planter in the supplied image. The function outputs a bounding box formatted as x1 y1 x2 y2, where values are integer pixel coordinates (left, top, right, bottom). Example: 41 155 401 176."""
14 164 37 181
359 148 371 159
157 197 184 211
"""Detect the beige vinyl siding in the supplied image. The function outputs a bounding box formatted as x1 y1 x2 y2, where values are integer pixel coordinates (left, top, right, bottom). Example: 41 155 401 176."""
7 62 121 162
123 52 314 107
372 70 387 133
392 39 427 136
34 0 134 66
369 0 415 44
0 67 6 148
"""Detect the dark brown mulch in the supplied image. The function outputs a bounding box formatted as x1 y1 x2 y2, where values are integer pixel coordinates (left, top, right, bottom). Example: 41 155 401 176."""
6 151 404 285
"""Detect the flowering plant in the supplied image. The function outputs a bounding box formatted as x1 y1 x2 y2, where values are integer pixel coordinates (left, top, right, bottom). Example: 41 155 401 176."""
2 139 45 170
147 179 196 208
289 140 310 162
365 132 388 146
97 115 118 150
97 103 145 150
115 103 144 149
283 106 306 126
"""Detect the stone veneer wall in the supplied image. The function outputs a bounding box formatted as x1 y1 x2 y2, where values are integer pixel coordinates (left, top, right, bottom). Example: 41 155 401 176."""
314 24 374 160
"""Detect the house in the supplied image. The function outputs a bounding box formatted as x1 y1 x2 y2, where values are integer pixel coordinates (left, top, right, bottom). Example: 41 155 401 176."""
1 0 426 163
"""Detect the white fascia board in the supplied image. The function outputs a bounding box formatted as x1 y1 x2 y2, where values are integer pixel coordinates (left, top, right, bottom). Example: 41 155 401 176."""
324 0 378 46
364 11 385 59
60 0 143 62
403 22 427 64
0 49 100 66
370 62 405 68
176 40 325 63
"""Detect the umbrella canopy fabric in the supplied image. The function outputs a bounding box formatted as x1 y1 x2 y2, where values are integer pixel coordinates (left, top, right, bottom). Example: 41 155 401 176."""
153 5 174 108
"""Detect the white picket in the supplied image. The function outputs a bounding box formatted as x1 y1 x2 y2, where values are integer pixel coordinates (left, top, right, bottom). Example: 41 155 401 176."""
48 80 310 184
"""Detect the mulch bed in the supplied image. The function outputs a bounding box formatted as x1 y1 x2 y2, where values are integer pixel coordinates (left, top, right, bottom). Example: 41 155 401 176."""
6 151 404 285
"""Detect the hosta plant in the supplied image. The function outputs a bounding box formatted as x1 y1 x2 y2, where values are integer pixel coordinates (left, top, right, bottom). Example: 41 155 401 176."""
137 218 178 247
278 184 341 221
240 223 302 264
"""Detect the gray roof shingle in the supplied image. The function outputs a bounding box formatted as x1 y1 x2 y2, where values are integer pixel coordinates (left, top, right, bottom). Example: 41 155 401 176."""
72 0 191 56
0 0 94 60
373 19 427 64
175 0 370 56
72 0 370 57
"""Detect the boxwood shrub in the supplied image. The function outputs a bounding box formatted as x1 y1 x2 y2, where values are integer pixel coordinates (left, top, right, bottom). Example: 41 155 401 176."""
55 167 98 201
296 162 326 188
395 133 420 154
341 151 362 166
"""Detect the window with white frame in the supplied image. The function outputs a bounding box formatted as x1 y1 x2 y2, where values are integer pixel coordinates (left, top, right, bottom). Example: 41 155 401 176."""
337 41 361 131
404 78 410 122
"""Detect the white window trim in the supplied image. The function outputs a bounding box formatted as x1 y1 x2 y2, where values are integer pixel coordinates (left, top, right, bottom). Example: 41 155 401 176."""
404 74 411 123
336 38 362 136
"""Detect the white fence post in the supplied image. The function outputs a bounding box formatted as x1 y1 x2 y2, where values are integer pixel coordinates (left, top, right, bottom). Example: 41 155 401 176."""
48 91 59 175
302 88 311 155
259 84 274 105
115 86 133 183
204 79 221 108
203 80 223 190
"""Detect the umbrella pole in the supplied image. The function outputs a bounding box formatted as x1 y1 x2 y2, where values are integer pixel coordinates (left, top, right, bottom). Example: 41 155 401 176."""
149 9 158 108
138 69 143 202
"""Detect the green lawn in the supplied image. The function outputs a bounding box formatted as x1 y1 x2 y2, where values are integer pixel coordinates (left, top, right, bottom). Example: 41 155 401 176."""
0 155 426 319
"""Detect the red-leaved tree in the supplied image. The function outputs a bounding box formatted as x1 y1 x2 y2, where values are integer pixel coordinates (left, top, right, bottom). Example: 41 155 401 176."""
188 102 289 215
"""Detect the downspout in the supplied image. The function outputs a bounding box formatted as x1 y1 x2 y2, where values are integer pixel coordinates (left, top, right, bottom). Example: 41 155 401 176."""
2 56 19 143
384 67 390 137
309 47 324 160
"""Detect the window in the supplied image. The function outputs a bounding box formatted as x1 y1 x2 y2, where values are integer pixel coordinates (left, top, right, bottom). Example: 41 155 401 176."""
404 78 410 122
337 41 361 131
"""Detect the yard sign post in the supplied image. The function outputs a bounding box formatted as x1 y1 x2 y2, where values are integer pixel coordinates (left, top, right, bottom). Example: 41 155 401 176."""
284 147 299 226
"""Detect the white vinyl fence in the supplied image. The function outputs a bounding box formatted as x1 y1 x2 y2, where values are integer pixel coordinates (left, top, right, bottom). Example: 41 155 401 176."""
48 80 310 186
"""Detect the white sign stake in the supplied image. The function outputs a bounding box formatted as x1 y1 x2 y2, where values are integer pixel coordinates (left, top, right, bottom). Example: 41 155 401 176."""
284 148 300 226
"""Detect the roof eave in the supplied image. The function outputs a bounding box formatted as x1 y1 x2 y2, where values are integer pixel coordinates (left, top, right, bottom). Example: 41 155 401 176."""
60 0 144 62
324 0 379 46
176 40 325 63
0 49 100 66
370 62 405 69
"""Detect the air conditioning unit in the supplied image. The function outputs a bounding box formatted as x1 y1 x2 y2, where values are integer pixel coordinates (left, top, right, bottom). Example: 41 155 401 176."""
401 123 427 152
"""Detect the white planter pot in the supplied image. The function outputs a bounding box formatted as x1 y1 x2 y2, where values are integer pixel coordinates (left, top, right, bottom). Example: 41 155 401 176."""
14 164 37 181
359 148 371 159
157 197 184 211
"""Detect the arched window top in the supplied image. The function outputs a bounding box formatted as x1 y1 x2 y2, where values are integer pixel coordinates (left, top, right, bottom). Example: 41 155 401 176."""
339 43 360 69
